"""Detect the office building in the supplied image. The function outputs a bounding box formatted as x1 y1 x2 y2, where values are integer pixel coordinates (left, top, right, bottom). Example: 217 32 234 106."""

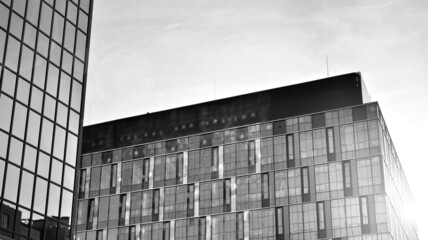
76 73 418 240
0 0 93 239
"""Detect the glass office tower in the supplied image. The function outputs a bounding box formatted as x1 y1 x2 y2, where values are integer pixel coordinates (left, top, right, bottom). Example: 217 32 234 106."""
77 73 418 240
0 0 93 239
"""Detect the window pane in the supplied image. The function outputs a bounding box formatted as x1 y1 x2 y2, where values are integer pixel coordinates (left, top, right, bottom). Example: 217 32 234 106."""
8 138 23 167
0 93 13 131
19 171 34 208
37 152 50 178
34 177 48 214
1 68 16 97
5 36 20 71
16 78 30 105
12 102 27 139
66 133 78 166
33 55 47 89
47 183 61 216
71 80 82 112
0 132 8 158
53 126 66 160
4 164 20 202
40 118 53 153
50 158 63 184
30 86 43 113
27 110 41 146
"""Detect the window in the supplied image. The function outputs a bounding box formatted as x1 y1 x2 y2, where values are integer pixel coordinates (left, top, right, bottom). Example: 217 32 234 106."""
187 184 195 216
274 170 288 206
154 156 166 187
345 197 361 235
164 186 176 220
250 209 275 239
98 197 109 228
288 169 301 204
301 167 309 195
224 144 236 177
198 148 211 181
130 192 142 224
89 167 101 197
300 131 314 165
326 127 335 155
354 122 370 158
176 185 188 218
315 164 329 201
165 154 177 184
331 199 346 238
276 208 284 236
303 203 317 239
153 189 160 221
211 147 219 177
342 161 352 195
1 213 9 229
340 124 355 160
199 182 212 215
100 165 112 195
360 196 369 225
261 138 273 171
132 160 145 190
188 150 200 182
262 173 270 207
142 190 154 223
274 136 286 169
289 204 303 240
313 129 327 164
212 180 224 214
237 212 244 240
317 202 325 230
286 134 294 166
329 163 343 198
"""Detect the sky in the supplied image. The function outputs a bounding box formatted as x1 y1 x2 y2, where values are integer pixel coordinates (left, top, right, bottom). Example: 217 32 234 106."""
85 0 428 238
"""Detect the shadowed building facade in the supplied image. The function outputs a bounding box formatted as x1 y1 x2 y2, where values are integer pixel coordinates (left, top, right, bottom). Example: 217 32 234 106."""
76 73 418 240
0 0 93 239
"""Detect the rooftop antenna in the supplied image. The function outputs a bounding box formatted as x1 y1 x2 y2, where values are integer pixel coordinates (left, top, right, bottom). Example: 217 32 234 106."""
326 54 330 77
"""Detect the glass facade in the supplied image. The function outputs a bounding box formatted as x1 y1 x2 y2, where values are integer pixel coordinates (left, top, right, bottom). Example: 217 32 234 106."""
0 0 92 239
77 102 418 240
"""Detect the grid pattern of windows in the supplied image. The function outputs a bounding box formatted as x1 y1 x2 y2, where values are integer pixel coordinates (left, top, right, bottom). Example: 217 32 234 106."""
75 103 415 240
0 0 92 239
